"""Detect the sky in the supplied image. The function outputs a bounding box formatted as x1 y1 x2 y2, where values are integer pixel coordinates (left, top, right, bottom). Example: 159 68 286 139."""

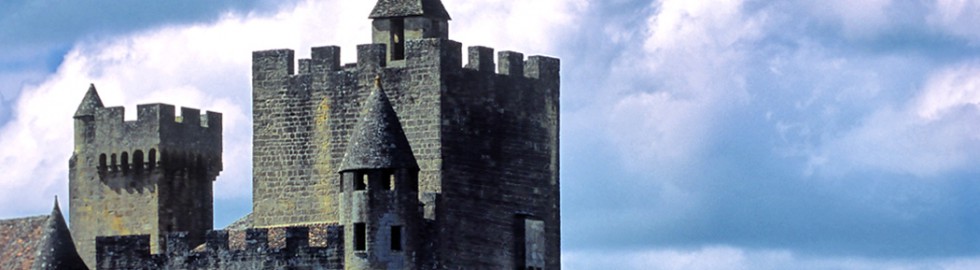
1 0 980 269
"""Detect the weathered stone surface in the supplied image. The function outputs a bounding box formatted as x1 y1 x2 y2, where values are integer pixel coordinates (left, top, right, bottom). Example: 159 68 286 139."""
64 0 560 269
69 84 223 268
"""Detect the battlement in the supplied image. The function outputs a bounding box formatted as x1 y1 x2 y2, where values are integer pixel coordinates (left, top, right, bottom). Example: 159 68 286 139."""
94 103 221 130
77 98 223 178
251 39 559 81
95 225 344 269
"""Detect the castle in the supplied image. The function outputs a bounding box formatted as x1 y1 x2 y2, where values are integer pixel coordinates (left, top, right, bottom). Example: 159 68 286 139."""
0 0 560 269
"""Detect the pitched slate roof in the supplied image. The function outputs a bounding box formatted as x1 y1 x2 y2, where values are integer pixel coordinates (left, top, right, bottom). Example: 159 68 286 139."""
74 84 104 118
339 77 419 172
0 215 47 269
369 0 451 20
0 199 87 270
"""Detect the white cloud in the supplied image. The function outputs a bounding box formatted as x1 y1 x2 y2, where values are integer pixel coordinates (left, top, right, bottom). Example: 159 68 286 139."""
804 0 893 38
928 0 980 44
0 0 585 217
603 0 761 172
809 62 980 177
564 246 980 270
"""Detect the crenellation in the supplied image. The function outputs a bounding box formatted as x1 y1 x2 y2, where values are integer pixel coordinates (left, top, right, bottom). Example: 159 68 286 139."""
525 55 560 81
244 228 269 252
357 43 388 72
466 46 495 72
498 51 525 76
180 107 201 126
311 45 342 72
283 226 311 252
205 230 230 252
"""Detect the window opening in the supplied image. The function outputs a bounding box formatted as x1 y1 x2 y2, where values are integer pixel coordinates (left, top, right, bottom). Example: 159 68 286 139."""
99 154 107 172
390 225 402 251
110 154 118 172
391 19 405 60
355 173 367 190
121 152 129 173
148 149 157 170
354 223 366 251
133 150 144 171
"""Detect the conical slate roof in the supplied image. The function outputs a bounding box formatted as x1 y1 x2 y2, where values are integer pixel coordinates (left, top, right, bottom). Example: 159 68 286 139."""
369 0 451 20
339 77 419 172
74 84 103 118
0 198 87 270
33 197 87 270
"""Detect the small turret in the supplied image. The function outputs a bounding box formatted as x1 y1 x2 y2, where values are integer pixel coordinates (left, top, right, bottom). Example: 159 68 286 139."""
74 84 104 118
339 76 421 270
74 84 103 152
370 0 451 61
35 197 88 270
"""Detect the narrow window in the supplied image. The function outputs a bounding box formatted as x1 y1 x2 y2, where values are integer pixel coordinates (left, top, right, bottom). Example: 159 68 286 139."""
133 150 144 171
110 154 118 172
391 18 405 60
517 217 546 269
355 173 367 191
354 223 366 251
148 149 157 170
390 225 402 251
120 152 129 173
98 154 107 172
381 172 393 190
389 173 396 191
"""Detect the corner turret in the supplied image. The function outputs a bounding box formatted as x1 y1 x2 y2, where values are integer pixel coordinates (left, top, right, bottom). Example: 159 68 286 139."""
35 197 87 270
74 84 104 118
370 0 451 62
339 77 421 270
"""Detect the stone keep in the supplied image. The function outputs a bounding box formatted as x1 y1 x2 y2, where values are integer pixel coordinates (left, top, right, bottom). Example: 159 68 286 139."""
251 0 559 268
69 84 223 268
86 0 559 269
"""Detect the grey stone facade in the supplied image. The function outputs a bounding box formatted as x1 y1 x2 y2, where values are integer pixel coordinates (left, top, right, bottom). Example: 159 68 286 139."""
78 0 560 269
70 84 223 268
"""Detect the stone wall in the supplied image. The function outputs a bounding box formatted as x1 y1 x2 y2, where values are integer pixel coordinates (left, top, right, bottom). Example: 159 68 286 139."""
70 102 222 268
96 225 343 269
248 38 560 269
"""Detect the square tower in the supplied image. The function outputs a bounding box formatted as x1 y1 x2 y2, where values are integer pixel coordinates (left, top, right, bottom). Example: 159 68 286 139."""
250 0 560 268
69 85 223 268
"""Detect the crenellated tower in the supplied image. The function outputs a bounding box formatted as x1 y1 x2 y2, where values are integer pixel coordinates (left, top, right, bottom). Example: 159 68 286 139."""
249 0 560 268
69 84 222 268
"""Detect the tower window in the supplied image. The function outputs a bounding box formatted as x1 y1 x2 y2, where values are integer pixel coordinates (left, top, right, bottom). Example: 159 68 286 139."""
133 150 144 171
148 149 157 170
110 154 117 172
517 217 545 269
355 173 367 190
391 18 405 60
120 152 129 173
390 225 402 251
382 172 395 190
98 154 107 173
354 223 366 251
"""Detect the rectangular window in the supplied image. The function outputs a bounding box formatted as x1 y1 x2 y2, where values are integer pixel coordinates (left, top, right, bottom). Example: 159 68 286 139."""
390 225 402 251
354 223 366 251
517 218 545 269
355 173 367 190
391 18 405 60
